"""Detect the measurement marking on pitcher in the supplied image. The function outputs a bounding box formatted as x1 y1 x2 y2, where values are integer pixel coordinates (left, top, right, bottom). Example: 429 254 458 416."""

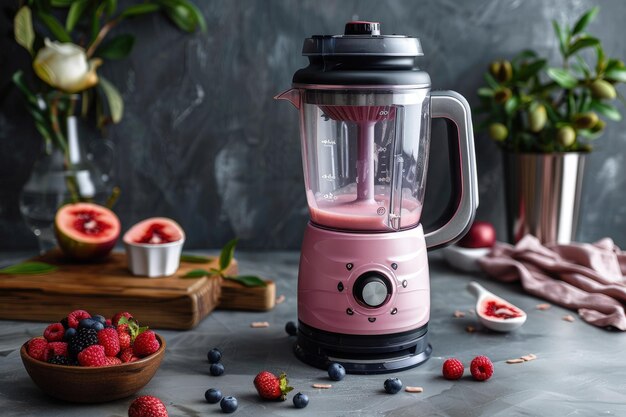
321 174 336 181
321 139 336 145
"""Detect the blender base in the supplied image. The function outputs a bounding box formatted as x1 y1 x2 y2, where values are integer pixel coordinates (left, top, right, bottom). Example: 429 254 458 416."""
294 321 432 374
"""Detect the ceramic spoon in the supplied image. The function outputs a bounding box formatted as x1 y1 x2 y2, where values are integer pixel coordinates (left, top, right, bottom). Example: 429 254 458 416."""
467 281 527 332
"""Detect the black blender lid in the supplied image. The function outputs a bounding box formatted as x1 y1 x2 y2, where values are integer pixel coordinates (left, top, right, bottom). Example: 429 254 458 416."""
302 21 423 57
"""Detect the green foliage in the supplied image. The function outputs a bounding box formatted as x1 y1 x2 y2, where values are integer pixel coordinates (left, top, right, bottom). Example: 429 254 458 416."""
477 7 624 153
0 261 58 275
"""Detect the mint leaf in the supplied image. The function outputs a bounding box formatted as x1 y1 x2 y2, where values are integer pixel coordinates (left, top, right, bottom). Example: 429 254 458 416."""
219 238 238 271
0 261 58 275
180 253 213 263
225 275 267 288
181 269 211 278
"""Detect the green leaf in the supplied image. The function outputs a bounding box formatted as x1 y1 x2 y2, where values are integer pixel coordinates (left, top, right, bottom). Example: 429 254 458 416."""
37 11 71 42
66 0 89 31
504 95 520 115
483 72 499 89
477 88 494 98
567 37 599 57
181 269 211 278
99 76 124 123
552 20 568 56
572 7 599 35
105 0 117 15
515 59 546 82
180 253 213 263
605 68 626 83
0 261 58 275
512 49 538 64
175 0 206 31
590 101 622 121
120 3 161 18
96 34 134 59
225 275 267 288
546 67 578 89
219 238 238 271
157 0 206 32
12 71 39 107
51 0 74 6
573 55 591 78
14 6 35 55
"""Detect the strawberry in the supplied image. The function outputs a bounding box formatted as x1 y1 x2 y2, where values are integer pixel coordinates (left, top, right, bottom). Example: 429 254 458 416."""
46 341 68 358
27 337 49 361
133 330 160 357
105 356 122 366
43 322 65 342
97 327 120 357
77 344 107 367
117 324 131 349
112 311 133 326
253 371 293 401
128 395 168 417
67 310 91 329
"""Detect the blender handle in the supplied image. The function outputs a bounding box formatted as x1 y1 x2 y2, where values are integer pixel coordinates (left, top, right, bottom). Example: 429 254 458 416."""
425 91 479 249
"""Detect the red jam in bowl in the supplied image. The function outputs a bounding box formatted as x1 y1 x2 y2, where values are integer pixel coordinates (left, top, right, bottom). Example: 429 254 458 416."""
482 300 523 320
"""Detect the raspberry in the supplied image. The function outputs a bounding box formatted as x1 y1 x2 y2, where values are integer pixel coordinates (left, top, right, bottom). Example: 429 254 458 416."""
67 310 91 329
43 323 65 342
442 358 464 380
46 341 68 358
112 311 133 326
117 325 131 350
97 327 120 357
470 355 494 381
105 356 122 366
133 330 160 357
78 344 107 367
119 347 134 363
27 337 49 361
128 395 168 417
69 328 99 355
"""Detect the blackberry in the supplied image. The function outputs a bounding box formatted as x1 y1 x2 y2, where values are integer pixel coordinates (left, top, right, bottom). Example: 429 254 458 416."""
69 328 98 355
60 317 69 329
48 355 70 365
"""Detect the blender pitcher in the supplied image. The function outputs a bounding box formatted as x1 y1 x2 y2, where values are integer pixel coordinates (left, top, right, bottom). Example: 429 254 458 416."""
276 21 478 374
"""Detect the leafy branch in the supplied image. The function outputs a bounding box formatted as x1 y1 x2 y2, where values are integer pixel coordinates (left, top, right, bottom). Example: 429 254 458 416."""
181 239 267 288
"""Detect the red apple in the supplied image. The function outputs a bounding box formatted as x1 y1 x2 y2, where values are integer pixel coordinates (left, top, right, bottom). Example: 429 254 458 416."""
457 221 496 249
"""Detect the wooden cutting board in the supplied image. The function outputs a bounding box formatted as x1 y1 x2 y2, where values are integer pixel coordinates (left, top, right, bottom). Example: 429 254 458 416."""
0 250 275 329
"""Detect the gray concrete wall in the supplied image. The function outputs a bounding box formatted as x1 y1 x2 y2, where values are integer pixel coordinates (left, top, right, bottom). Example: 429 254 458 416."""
1 0 625 250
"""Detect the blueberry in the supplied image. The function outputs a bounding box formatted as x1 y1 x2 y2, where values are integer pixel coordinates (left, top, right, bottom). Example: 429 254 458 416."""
285 321 297 336
210 362 225 376
205 388 222 404
220 396 238 413
63 327 77 342
327 363 346 381
78 318 104 331
91 314 106 325
384 377 403 394
207 347 222 363
292 392 309 409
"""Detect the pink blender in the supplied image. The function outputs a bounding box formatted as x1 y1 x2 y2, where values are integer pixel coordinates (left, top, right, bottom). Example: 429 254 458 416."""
276 21 478 373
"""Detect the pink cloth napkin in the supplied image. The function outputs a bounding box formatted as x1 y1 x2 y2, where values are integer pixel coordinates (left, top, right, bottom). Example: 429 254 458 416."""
478 235 626 330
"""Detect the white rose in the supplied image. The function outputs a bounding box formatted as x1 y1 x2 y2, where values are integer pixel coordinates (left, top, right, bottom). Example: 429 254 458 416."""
33 38 102 93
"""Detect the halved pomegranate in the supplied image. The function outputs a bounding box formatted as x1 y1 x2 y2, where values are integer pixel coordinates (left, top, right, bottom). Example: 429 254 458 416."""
54 202 121 259
123 217 184 245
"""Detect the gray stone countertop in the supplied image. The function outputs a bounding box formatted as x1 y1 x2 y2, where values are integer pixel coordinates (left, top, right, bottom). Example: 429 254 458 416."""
1 250 624 417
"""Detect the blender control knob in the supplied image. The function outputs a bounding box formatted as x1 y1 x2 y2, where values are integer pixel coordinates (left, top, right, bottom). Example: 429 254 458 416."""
353 272 391 308
344 21 381 36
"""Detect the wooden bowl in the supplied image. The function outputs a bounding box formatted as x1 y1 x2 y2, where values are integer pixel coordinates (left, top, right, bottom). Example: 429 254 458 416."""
20 334 166 403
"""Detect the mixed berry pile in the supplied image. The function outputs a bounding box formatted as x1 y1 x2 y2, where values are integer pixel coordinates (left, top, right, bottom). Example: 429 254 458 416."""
25 310 160 367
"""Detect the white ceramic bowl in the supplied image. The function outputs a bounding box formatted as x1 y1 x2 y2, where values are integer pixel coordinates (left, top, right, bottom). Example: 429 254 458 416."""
441 245 490 273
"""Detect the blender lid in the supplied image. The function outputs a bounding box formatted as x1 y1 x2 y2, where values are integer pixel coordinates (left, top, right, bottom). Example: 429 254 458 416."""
302 21 424 57
293 21 430 87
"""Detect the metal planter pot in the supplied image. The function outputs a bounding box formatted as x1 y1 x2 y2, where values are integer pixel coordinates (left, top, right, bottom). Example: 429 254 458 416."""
503 152 586 244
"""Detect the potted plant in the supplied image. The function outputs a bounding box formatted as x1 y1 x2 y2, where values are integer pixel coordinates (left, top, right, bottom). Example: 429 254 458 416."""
476 7 625 244
11 0 205 253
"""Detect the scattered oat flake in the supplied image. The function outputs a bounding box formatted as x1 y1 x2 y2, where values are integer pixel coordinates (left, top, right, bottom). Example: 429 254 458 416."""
453 310 466 318
562 315 575 322
275 294 286 304
250 321 270 328
521 354 537 362
536 303 551 310
405 386 423 393
312 383 332 389
466 325 476 333
506 358 525 364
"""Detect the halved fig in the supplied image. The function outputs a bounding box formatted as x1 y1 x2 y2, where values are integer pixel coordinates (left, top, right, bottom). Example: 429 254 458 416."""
54 202 121 259
123 217 184 245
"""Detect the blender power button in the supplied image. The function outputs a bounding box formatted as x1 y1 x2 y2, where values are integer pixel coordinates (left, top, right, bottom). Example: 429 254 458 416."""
353 272 392 309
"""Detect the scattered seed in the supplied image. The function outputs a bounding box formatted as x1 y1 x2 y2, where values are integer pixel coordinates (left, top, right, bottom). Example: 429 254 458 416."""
312 383 332 389
466 325 476 333
250 321 270 328
521 354 537 362
506 358 525 364
536 303 551 311
562 315 575 322
405 386 423 393
453 310 466 318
